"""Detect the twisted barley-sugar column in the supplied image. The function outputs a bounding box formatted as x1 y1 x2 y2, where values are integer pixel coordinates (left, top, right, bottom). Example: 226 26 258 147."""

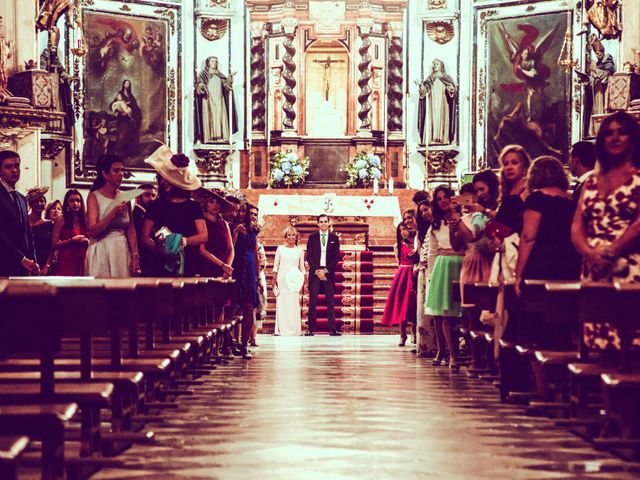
250 35 266 133
282 33 297 130
357 31 373 130
387 35 403 132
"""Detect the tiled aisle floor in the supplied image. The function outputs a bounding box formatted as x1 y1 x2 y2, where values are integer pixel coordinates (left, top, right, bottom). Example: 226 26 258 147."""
94 335 640 480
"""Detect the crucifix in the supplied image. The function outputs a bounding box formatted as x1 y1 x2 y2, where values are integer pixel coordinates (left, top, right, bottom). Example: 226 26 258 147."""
313 56 345 101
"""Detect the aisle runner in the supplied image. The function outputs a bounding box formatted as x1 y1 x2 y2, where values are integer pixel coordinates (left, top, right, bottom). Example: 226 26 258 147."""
302 250 374 334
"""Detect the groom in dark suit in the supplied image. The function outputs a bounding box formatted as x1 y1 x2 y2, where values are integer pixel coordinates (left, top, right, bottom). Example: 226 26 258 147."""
306 214 341 336
0 150 38 276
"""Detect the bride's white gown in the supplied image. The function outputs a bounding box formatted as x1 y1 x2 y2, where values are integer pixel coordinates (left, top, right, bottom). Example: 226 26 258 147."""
273 245 305 336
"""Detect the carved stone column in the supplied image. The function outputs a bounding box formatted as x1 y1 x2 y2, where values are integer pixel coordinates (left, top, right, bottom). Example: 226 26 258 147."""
386 22 403 135
356 19 373 135
250 22 267 136
281 18 298 133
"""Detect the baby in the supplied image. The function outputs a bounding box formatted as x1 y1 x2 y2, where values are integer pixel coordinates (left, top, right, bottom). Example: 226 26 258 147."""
111 93 132 117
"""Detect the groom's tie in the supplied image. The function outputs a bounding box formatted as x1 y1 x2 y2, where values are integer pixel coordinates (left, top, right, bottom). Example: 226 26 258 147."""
321 233 327 247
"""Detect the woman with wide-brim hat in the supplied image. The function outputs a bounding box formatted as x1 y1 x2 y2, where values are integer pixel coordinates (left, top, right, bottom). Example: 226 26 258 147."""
141 145 208 277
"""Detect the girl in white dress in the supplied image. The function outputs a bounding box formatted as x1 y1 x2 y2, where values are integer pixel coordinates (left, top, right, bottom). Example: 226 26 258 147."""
271 226 306 336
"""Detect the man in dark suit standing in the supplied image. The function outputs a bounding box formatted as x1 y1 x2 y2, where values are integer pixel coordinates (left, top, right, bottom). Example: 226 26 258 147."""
0 150 39 276
570 141 596 203
306 214 341 336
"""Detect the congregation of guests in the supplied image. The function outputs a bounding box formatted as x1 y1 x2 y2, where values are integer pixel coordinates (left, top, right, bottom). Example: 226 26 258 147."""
380 110 640 370
2 110 640 360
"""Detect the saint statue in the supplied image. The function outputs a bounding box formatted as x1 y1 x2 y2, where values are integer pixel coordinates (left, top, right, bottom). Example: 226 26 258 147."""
588 35 616 135
194 56 238 143
587 0 622 39
417 59 457 145
40 45 76 132
36 0 75 52
0 17 14 103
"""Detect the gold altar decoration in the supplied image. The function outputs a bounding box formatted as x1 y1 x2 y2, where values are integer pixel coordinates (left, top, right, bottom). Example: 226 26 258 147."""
425 21 454 45
200 18 228 41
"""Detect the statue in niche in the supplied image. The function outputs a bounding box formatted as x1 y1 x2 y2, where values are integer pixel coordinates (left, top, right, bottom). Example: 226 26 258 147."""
0 17 14 103
36 0 76 51
580 34 616 135
40 45 76 133
416 59 457 145
194 56 238 143
587 0 622 39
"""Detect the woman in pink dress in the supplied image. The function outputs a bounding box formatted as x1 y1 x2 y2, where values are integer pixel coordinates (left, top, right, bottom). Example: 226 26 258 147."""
51 189 89 276
381 222 417 346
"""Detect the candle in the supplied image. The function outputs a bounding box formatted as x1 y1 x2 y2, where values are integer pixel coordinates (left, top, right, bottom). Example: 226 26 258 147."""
373 178 379 195
388 177 394 194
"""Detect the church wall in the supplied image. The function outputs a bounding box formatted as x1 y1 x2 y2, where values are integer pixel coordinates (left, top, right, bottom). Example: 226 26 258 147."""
2 0 640 199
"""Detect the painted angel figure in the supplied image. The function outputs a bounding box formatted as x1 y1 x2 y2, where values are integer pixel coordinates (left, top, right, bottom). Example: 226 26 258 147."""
497 22 561 122
36 0 76 52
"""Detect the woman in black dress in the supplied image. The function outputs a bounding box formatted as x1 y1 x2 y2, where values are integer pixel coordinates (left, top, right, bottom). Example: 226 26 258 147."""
515 156 581 287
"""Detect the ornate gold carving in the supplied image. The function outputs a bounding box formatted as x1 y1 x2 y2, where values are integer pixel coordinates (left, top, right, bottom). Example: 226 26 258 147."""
0 105 64 129
81 0 95 5
41 134 70 159
427 150 458 176
154 9 176 35
120 5 131 12
200 18 228 41
428 0 447 9
479 10 498 35
195 150 229 175
425 21 454 45
168 68 176 122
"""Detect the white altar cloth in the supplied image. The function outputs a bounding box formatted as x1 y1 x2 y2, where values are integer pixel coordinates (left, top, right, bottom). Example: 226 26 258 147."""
257 193 402 225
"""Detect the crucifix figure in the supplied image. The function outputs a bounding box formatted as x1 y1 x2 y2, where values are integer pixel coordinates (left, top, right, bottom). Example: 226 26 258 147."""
313 56 345 101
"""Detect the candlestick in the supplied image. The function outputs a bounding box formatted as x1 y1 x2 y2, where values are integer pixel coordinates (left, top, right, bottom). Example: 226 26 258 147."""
388 177 394 195
373 178 379 195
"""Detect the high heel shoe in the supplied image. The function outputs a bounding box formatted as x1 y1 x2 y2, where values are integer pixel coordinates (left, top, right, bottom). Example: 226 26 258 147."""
432 353 445 366
398 337 407 347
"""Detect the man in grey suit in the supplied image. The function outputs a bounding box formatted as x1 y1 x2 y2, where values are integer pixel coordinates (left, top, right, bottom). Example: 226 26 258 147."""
0 150 38 276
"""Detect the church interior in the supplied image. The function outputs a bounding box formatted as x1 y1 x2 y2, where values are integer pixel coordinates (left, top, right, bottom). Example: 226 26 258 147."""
2 0 640 478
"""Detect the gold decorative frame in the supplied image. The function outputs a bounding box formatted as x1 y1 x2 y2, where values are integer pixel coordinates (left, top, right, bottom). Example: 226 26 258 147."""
70 0 182 187
473 1 578 170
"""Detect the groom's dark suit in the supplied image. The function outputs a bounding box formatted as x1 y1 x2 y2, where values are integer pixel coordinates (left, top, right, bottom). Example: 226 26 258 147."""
306 230 340 333
0 182 35 276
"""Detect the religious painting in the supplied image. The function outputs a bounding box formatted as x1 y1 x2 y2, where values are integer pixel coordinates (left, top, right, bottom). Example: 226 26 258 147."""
69 0 181 187
475 4 575 169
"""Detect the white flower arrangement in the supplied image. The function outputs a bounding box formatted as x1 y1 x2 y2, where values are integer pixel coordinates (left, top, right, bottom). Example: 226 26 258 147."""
269 150 310 188
343 151 382 188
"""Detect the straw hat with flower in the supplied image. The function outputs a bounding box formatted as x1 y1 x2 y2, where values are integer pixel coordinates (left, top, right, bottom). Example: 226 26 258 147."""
145 144 202 191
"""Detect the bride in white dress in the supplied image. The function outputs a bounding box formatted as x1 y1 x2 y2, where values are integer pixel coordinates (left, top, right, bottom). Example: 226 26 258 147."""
272 226 306 336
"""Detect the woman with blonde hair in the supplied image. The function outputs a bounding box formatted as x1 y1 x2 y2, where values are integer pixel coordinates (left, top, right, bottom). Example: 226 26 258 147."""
271 226 305 336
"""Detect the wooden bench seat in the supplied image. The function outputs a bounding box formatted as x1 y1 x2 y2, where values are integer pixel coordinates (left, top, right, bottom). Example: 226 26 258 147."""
0 371 144 432
0 403 77 480
0 435 29 480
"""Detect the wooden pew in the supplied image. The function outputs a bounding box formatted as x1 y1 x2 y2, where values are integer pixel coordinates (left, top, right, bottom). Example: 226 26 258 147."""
0 435 29 480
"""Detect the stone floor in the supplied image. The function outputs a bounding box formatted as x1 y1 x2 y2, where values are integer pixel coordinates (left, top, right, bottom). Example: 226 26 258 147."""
94 336 640 480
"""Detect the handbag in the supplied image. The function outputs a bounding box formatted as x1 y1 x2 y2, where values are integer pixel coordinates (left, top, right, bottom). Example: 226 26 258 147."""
485 219 513 241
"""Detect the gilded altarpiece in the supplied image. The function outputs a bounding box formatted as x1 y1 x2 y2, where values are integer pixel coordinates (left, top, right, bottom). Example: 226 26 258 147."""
474 2 578 170
70 0 181 187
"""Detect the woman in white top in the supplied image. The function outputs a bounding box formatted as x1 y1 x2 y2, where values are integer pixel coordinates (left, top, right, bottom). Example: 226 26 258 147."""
85 155 139 278
271 226 306 336
425 185 465 371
